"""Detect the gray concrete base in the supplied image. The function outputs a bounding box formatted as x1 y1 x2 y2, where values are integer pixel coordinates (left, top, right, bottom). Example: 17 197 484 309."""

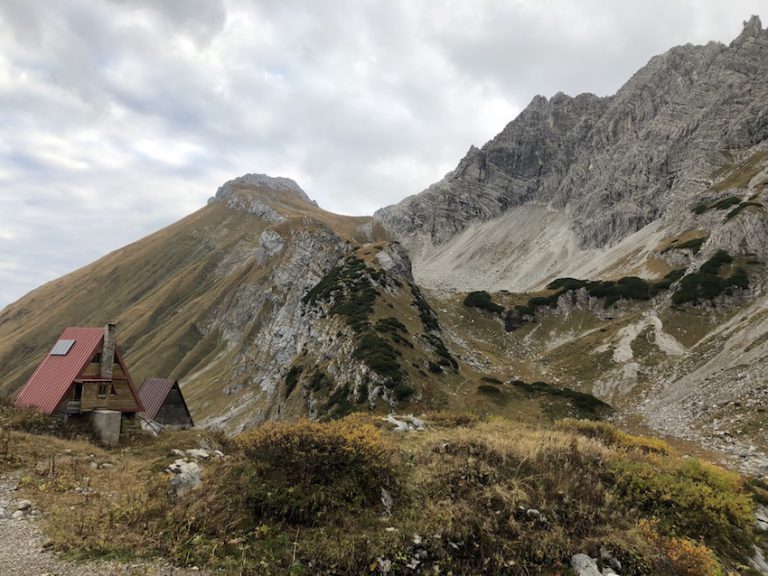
91 410 121 447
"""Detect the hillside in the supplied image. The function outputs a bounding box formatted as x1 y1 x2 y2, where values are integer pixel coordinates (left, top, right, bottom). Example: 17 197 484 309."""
0 175 386 425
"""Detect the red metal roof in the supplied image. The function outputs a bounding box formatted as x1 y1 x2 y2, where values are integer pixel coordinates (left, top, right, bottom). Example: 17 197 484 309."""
138 377 189 421
14 327 143 415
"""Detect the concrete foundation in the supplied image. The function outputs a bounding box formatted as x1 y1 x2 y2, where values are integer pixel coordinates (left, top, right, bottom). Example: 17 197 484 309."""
91 410 121 447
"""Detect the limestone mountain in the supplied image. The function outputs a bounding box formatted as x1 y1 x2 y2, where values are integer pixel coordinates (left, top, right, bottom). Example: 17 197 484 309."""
374 16 768 475
375 15 768 293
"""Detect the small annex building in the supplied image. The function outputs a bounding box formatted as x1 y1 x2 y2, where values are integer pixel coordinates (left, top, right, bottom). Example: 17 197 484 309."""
14 323 143 416
138 377 194 428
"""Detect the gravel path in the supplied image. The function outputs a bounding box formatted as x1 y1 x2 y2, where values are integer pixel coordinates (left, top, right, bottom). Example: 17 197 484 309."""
0 471 206 576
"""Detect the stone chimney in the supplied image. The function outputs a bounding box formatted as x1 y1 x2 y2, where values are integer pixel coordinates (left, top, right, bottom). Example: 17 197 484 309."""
101 323 117 379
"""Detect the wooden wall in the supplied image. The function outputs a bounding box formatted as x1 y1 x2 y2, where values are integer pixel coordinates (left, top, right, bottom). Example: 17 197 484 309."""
69 361 139 413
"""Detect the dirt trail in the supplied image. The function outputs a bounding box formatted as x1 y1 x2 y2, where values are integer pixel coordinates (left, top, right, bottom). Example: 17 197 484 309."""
0 471 204 576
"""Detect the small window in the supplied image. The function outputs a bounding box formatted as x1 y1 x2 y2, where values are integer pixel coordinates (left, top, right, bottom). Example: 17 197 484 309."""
110 384 117 396
93 352 102 364
51 339 75 356
97 384 109 398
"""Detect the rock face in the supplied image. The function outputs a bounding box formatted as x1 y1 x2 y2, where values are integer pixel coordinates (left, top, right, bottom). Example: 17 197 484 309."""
375 16 768 292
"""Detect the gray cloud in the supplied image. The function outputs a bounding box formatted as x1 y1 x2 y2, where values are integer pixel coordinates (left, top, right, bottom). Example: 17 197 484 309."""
0 0 766 307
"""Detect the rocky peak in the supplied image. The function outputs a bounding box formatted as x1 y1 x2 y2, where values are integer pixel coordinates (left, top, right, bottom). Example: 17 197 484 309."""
209 173 318 222
376 15 768 272
731 15 764 47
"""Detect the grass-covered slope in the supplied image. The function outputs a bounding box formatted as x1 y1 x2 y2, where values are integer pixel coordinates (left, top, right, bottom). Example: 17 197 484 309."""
0 185 385 424
2 405 765 575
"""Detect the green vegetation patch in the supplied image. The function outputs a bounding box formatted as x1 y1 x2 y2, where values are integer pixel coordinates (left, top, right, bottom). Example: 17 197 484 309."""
608 457 753 553
725 201 764 221
661 237 707 255
353 332 405 387
303 256 380 333
13 413 762 575
410 284 440 332
284 365 303 399
510 379 612 420
672 250 749 306
521 272 683 315
693 195 743 215
462 290 504 314
421 332 458 371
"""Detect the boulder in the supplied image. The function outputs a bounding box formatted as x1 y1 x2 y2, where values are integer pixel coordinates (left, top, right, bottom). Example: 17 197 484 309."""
571 554 601 576
168 460 203 499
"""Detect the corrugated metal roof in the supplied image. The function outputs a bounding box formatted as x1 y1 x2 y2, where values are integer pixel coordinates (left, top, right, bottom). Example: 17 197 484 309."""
14 327 104 415
14 327 144 415
138 377 179 420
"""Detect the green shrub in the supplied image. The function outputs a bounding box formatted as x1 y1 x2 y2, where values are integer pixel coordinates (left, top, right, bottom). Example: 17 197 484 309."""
410 285 440 331
303 256 379 333
651 268 686 292
546 277 587 291
477 384 502 395
284 365 303 398
353 332 404 386
463 291 505 314
374 317 408 334
726 201 763 221
661 237 707 255
510 380 612 419
608 456 753 552
234 418 399 524
672 250 748 305
712 196 742 210
421 333 458 371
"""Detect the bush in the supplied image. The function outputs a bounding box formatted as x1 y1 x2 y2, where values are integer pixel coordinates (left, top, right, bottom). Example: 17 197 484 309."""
510 381 612 420
411 285 440 332
421 333 458 371
546 277 587 291
726 201 763 221
608 457 753 552
557 419 670 455
303 256 379 333
672 250 748 305
353 332 405 386
661 237 707 255
463 290 504 314
640 520 725 576
234 418 399 524
284 365 303 398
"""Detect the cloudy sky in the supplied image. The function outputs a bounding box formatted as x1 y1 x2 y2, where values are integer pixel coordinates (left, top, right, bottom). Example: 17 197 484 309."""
0 1 765 308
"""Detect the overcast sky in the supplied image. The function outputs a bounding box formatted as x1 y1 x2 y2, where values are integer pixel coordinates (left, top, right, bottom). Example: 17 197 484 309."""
0 1 765 308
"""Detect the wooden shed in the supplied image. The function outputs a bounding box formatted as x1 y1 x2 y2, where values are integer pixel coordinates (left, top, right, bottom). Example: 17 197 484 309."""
138 378 194 428
14 323 143 416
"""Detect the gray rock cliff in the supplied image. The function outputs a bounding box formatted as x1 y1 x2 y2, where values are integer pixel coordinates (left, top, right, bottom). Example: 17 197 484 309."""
375 16 768 278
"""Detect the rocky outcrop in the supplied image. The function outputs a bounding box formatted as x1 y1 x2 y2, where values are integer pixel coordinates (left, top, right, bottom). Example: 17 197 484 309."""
375 16 768 291
208 173 318 222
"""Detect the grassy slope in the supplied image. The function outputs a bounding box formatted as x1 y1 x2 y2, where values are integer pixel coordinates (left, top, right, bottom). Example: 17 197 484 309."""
0 190 384 412
1 407 763 576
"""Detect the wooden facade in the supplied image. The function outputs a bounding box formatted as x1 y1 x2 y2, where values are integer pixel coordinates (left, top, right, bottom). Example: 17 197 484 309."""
15 325 143 416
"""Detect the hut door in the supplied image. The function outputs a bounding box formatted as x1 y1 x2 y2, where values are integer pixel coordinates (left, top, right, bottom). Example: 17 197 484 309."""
73 383 83 401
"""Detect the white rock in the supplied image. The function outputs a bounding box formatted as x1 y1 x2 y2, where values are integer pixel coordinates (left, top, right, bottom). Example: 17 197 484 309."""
11 510 25 520
16 500 32 511
186 449 210 460
571 554 602 576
